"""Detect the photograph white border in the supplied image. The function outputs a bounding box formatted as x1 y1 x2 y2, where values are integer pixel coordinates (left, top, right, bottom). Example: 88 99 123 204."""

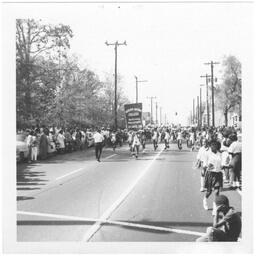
1 0 255 254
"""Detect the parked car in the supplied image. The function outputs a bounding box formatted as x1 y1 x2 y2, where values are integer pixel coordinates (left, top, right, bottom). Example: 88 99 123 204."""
16 134 29 162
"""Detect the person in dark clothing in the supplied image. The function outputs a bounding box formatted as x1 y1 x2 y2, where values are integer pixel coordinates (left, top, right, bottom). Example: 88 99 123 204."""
196 195 241 242
39 129 49 160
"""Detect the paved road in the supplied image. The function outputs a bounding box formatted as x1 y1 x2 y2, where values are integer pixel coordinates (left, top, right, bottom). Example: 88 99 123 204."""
17 142 241 241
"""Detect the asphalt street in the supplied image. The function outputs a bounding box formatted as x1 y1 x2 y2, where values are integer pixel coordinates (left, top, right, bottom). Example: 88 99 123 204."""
17 142 241 242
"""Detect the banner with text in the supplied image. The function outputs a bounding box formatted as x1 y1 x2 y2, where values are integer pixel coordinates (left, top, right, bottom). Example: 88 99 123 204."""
124 103 143 130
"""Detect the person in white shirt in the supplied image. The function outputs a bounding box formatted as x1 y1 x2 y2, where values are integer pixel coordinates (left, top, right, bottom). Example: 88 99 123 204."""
228 134 242 188
110 131 117 151
189 131 195 151
31 132 38 161
164 129 170 150
203 140 223 213
57 130 65 153
196 139 210 192
177 130 183 150
93 129 104 162
152 128 159 151
220 138 231 184
127 131 133 152
132 132 141 159
26 130 34 163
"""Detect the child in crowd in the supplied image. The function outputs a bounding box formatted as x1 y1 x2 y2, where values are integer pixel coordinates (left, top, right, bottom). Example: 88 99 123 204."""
196 139 209 192
202 140 223 215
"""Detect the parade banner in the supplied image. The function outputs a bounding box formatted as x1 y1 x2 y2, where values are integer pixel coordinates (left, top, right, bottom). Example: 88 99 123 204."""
124 103 143 130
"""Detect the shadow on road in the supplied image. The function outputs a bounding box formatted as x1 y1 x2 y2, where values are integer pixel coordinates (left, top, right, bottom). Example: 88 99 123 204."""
17 163 49 196
17 196 35 201
17 219 212 235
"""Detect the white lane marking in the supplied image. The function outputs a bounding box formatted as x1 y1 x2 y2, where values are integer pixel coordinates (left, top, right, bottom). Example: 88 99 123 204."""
56 167 84 181
17 210 205 237
104 154 117 159
55 154 117 181
82 147 165 242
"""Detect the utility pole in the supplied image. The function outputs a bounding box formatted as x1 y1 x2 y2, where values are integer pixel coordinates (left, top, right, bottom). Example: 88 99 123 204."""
200 87 202 128
134 76 148 103
105 40 127 130
147 96 156 125
165 113 167 125
197 96 199 128
205 61 219 127
160 107 162 125
193 98 195 125
155 102 158 125
200 74 211 127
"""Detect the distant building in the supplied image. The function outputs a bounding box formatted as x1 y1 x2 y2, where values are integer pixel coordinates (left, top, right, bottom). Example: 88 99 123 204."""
200 108 241 128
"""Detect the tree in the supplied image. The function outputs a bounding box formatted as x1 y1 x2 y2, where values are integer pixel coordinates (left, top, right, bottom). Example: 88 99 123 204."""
99 73 130 129
16 19 73 127
215 55 241 126
50 56 104 128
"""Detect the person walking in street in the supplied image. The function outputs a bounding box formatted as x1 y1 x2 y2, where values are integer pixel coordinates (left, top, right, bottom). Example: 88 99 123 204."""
196 138 209 192
196 195 241 242
110 131 117 151
164 129 170 150
132 131 141 159
127 130 133 153
177 129 183 150
140 130 147 153
93 129 104 162
202 139 223 214
152 128 159 151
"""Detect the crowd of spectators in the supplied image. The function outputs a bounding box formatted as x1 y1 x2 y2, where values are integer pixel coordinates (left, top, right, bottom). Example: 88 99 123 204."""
17 126 128 163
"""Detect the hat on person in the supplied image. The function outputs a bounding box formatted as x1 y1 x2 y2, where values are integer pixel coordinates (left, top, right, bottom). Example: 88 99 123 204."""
215 195 229 207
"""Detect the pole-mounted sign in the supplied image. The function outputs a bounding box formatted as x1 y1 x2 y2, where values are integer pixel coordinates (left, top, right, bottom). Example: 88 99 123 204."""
124 103 143 130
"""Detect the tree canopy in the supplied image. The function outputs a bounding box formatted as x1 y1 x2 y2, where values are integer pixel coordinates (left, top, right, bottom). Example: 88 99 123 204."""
16 19 129 129
214 55 241 125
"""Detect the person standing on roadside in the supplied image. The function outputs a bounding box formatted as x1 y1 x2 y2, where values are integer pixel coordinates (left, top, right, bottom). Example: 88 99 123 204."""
202 140 223 214
39 128 49 160
31 131 39 161
228 133 242 189
93 129 104 162
196 139 209 192
26 130 34 163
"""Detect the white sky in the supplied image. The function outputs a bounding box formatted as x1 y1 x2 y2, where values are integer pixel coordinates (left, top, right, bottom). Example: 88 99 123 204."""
12 2 253 124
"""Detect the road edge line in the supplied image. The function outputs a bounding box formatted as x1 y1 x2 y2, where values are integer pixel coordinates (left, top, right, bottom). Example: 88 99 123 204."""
55 154 117 181
17 210 205 237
